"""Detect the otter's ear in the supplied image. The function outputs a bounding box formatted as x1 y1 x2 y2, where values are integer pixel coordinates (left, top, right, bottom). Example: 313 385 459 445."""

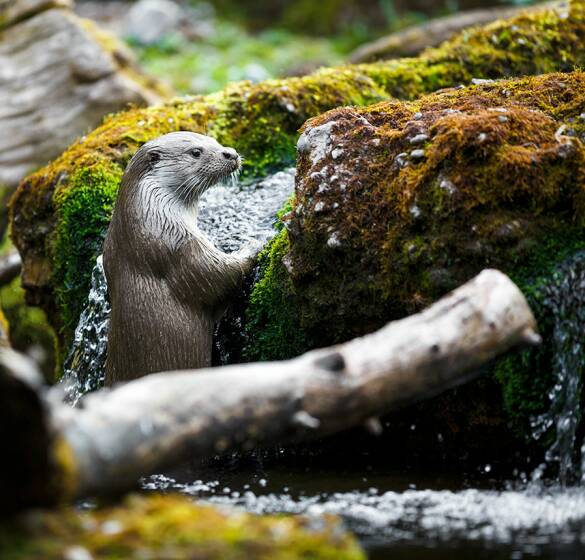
148 150 162 168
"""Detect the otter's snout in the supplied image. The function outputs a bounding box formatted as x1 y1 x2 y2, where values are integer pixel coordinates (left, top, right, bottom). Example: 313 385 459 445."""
222 148 239 161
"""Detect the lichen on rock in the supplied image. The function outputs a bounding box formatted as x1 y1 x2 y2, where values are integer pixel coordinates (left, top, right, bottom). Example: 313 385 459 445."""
243 71 585 446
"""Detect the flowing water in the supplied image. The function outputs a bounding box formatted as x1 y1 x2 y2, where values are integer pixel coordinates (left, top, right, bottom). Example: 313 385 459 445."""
62 170 585 558
141 464 585 559
528 252 585 486
141 251 585 559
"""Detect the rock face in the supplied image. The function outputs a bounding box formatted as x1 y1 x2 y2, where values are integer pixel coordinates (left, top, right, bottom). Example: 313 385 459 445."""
243 71 585 454
9 0 585 360
0 0 167 188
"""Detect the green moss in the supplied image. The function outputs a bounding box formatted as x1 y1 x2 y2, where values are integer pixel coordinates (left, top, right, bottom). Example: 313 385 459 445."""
0 277 56 383
495 236 585 439
0 494 364 560
243 71 585 440
52 163 122 341
10 0 585 362
244 230 310 361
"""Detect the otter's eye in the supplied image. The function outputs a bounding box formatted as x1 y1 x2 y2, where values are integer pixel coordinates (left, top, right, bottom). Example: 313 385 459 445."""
191 148 202 158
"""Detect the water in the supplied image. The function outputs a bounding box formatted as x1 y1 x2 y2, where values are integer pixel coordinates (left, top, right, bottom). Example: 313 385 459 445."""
140 462 585 559
198 168 295 252
528 253 585 486
61 255 110 404
138 251 585 558
60 168 296 404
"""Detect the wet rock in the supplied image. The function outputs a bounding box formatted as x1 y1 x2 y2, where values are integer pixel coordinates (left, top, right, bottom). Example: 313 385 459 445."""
409 133 429 145
0 0 167 187
243 71 585 458
122 0 183 45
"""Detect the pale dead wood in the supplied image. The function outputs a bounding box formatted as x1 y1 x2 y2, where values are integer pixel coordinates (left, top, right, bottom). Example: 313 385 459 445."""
52 269 539 498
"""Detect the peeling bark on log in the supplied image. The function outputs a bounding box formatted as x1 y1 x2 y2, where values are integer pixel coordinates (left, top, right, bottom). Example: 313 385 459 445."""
49 269 539 499
349 3 556 63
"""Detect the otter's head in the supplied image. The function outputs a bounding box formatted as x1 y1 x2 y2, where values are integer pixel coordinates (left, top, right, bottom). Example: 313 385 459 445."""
125 131 241 205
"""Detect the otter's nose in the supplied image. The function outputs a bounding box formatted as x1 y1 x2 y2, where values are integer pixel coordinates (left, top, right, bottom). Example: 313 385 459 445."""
222 149 238 161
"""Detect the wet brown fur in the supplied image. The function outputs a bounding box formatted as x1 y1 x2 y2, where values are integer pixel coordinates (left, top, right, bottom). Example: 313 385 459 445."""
103 133 254 384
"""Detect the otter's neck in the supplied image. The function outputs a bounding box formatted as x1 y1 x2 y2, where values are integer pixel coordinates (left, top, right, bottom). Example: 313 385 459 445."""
136 179 202 249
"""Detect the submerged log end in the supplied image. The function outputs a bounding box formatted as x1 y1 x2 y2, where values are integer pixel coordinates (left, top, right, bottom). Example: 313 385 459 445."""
0 349 79 513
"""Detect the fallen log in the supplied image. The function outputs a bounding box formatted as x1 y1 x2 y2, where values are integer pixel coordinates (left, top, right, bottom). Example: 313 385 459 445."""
60 269 538 498
349 3 556 63
1 269 538 511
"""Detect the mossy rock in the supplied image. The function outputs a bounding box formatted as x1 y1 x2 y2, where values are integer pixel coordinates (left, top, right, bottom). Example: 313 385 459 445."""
242 71 585 451
0 277 56 383
0 493 364 560
10 0 585 361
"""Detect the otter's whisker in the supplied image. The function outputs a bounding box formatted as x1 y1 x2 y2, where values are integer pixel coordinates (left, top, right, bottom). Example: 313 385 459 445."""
183 176 202 204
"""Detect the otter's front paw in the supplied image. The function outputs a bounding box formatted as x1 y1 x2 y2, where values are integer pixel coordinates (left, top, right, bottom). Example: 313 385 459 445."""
238 238 265 268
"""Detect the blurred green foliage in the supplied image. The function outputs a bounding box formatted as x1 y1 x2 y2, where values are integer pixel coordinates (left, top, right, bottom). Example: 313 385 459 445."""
134 23 347 95
132 1 432 95
134 0 541 95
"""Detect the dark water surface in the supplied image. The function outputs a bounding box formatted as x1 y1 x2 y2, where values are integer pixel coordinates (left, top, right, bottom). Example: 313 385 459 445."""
141 456 585 559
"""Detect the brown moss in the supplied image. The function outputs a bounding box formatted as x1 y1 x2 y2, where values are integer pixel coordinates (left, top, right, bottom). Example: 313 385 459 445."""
252 71 585 344
244 71 585 448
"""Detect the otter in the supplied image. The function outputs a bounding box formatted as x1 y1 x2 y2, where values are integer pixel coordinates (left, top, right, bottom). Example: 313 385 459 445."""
103 131 257 385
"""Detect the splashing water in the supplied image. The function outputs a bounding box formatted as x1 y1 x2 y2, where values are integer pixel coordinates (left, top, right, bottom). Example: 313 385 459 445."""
60 169 295 404
530 252 585 485
140 469 585 557
61 255 110 404
138 250 585 557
